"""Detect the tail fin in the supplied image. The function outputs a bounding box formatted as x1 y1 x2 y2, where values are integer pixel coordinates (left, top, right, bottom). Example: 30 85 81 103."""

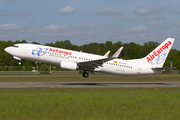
104 51 110 57
144 38 175 68
113 47 123 57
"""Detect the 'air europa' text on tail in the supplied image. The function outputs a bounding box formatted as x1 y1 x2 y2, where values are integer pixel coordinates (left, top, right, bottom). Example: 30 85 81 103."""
146 41 172 63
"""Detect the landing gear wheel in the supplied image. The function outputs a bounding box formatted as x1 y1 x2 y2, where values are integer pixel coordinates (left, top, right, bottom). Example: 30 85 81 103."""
82 72 89 78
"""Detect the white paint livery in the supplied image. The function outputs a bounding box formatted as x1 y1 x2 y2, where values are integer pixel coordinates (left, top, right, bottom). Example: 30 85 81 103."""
4 38 175 78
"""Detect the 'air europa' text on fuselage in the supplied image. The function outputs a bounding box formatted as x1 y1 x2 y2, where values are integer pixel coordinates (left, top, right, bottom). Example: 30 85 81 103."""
146 41 172 63
49 48 72 55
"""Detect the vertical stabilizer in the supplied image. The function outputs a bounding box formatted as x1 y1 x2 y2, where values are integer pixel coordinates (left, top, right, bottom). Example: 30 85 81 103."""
144 38 175 68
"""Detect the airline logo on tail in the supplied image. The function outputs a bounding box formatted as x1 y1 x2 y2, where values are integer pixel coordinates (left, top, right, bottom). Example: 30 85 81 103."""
146 41 172 63
151 53 166 65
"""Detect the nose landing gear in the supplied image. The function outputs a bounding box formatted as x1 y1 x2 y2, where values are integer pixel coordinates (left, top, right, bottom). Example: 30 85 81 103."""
18 61 21 65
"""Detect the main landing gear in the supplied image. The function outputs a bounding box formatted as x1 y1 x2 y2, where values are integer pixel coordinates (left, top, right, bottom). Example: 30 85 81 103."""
82 71 89 78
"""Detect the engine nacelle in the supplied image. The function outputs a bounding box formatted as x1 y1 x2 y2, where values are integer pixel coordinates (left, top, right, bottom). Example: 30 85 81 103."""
60 60 78 70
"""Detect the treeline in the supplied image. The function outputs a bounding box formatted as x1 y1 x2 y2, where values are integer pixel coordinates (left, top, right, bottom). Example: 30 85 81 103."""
0 39 180 70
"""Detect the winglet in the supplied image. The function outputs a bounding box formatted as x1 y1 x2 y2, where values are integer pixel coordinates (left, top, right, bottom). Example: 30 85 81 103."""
104 51 110 57
113 47 123 57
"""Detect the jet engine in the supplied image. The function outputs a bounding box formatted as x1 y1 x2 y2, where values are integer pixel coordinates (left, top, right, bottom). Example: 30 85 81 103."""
60 60 78 70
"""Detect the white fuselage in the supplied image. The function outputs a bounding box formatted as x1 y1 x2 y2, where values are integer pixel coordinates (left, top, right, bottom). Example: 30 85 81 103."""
4 43 162 76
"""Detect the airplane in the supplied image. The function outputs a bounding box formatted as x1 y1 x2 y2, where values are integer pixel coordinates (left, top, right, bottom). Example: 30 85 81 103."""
4 38 174 78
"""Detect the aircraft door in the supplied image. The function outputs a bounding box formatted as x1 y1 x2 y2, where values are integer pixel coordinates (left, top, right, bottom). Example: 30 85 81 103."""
23 45 28 54
137 65 141 74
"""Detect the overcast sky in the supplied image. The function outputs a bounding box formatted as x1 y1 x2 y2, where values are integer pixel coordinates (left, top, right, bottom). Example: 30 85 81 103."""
0 0 180 49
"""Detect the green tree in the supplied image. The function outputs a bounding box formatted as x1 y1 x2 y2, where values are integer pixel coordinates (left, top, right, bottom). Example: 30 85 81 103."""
32 41 40 45
21 40 28 43
39 64 50 74
169 51 180 70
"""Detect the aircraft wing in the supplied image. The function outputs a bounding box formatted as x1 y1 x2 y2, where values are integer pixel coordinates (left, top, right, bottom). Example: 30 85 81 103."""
77 57 116 71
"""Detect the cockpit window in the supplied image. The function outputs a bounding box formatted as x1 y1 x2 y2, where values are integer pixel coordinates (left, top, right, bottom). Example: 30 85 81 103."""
12 45 19 48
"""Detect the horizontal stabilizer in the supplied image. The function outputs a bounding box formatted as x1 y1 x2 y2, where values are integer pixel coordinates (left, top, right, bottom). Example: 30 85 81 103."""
151 67 175 70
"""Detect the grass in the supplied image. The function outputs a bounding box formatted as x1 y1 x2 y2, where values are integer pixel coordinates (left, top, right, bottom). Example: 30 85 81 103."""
0 88 180 120
0 74 180 82
0 75 179 119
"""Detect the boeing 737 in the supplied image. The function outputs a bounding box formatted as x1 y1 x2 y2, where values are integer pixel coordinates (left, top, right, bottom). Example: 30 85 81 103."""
4 38 174 78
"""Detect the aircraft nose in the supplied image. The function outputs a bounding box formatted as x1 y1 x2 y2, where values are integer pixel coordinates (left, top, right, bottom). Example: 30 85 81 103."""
4 47 11 53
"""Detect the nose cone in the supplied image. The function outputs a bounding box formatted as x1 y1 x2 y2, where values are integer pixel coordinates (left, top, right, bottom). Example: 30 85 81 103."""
4 47 11 53
4 47 7 52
